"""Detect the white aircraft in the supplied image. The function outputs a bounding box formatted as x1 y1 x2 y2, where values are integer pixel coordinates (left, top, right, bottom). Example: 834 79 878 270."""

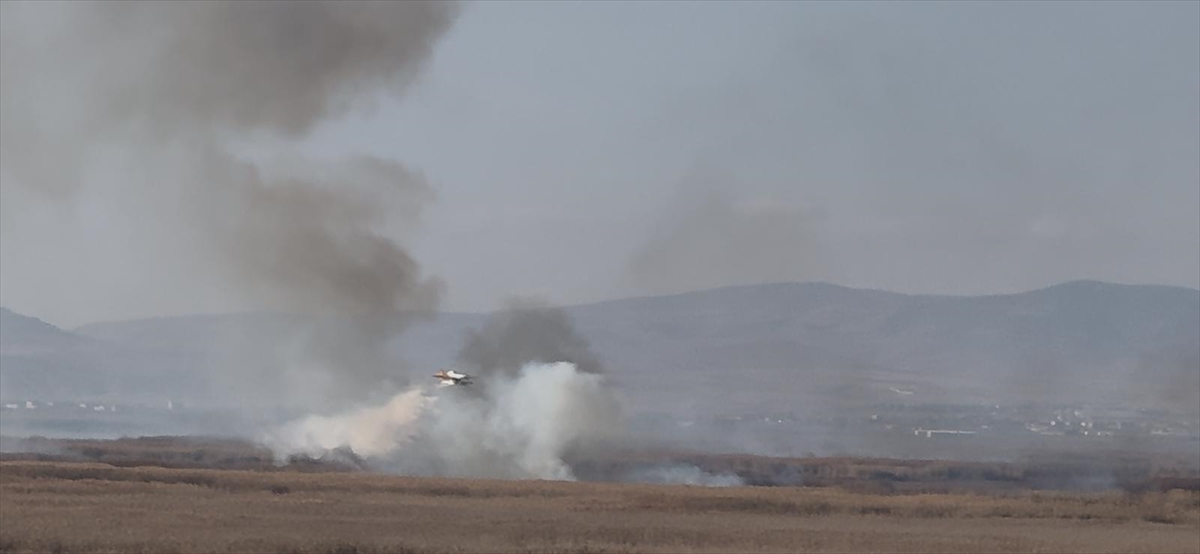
433 368 473 387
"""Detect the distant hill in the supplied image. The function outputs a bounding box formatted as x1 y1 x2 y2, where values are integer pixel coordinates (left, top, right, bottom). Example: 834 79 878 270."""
1 308 206 404
574 280 1197 378
4 280 1197 413
1 308 106 401
567 281 1199 411
0 308 90 353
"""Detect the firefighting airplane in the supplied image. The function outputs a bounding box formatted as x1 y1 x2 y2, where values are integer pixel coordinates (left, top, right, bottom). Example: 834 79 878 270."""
433 368 473 387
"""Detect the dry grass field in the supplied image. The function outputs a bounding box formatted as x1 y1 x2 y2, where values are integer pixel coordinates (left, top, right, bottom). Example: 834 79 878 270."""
2 459 1198 554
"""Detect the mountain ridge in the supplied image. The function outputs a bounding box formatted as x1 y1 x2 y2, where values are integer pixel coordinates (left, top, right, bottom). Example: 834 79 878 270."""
2 280 1196 412
56 279 1200 332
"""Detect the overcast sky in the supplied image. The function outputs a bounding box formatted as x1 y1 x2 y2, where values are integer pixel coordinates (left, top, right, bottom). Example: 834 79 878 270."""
1 1 1198 328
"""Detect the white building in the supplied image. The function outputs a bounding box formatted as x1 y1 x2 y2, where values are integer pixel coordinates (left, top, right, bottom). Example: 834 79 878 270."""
913 428 977 438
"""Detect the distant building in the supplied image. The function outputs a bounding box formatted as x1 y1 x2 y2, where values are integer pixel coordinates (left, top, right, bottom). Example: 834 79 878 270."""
913 428 976 438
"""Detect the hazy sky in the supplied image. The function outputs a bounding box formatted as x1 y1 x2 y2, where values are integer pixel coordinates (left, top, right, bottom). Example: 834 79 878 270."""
1 1 1198 327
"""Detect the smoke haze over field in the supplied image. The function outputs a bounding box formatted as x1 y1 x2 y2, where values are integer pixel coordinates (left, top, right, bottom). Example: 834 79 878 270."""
0 1 1196 488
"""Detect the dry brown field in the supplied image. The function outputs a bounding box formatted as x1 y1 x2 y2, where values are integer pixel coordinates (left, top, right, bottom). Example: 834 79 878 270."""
2 459 1198 554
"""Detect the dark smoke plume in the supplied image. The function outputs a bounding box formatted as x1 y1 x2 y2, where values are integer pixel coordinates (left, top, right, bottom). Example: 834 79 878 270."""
457 298 605 377
0 1 460 409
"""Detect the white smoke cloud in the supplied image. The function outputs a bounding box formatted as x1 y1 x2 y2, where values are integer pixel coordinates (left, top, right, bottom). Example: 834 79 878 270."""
623 464 745 487
267 361 745 487
267 388 432 458
267 362 624 481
